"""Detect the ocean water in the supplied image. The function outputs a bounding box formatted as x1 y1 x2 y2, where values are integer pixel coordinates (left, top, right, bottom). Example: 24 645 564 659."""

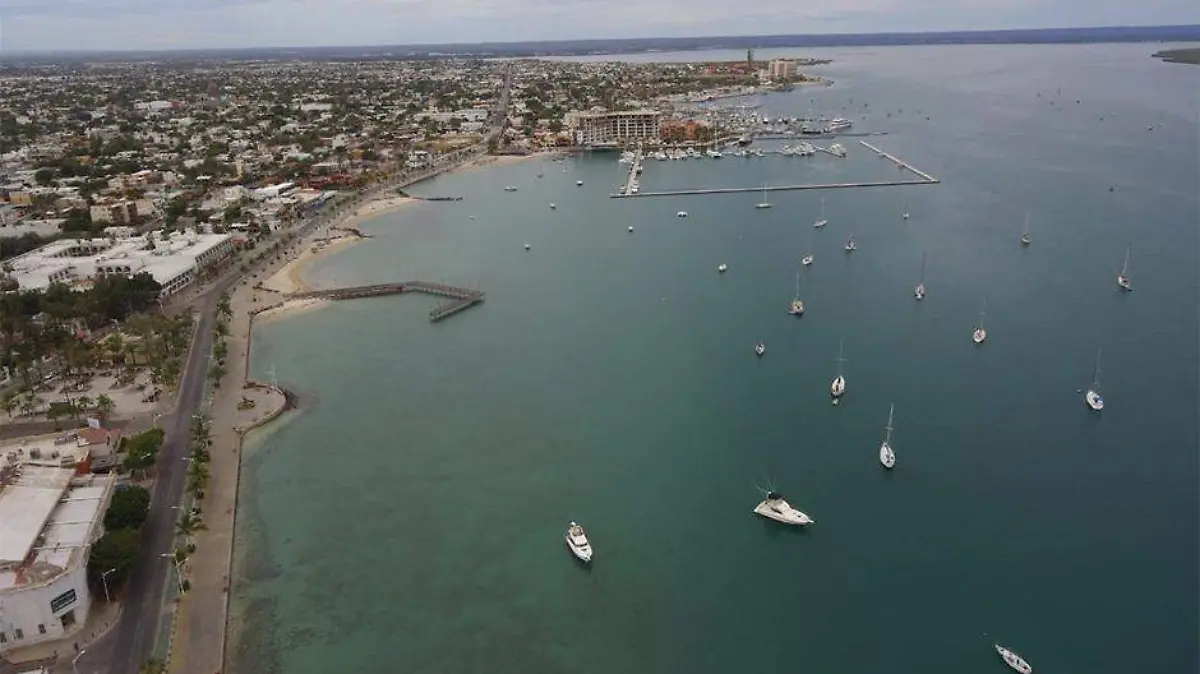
230 43 1199 674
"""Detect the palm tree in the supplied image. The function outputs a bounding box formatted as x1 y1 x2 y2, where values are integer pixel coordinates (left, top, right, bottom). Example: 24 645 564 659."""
175 509 206 544
186 460 210 496
139 659 166 674
105 332 125 371
94 394 116 423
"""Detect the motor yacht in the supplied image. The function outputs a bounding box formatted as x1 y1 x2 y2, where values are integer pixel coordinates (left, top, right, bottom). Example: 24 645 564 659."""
676 211 688 218
828 143 847 157
503 186 518 192
801 254 814 266
753 491 813 526
576 180 584 186
994 644 1032 674
844 236 857 252
564 522 593 563
718 263 728 273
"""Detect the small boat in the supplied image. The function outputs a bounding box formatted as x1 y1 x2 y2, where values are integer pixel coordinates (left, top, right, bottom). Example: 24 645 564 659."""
755 185 772 209
1117 246 1133 291
676 211 688 218
801 231 814 266
830 339 846 399
914 252 927 301
902 197 909 220
973 299 988 344
718 263 728 273
524 244 531 250
755 341 765 357
503 186 518 192
879 404 896 469
549 203 556 209
1086 347 1105 411
564 521 593 563
576 180 584 186
1020 213 1032 246
788 273 805 316
627 226 634 233
827 143 846 157
813 197 827 228
753 491 813 526
844 236 857 253
994 644 1033 674
537 172 543 178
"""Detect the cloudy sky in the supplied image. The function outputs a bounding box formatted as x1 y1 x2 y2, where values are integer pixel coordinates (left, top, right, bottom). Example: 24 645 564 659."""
0 0 1195 52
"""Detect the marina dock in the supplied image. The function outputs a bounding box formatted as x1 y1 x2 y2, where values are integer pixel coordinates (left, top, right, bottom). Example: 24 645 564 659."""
290 281 485 322
858 141 938 182
622 148 644 194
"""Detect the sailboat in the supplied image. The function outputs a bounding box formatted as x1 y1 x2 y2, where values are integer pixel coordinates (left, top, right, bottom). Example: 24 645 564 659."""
994 644 1033 674
844 235 857 253
813 196 827 228
914 252 927 300
879 404 896 469
801 232 814 266
1117 246 1133 291
830 340 846 401
1086 347 1105 411
755 185 772 209
973 299 988 344
1020 213 1032 246
902 197 909 220
788 273 805 316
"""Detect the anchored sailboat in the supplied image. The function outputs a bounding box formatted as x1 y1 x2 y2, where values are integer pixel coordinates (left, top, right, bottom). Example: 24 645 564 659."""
801 231 814 266
1117 246 1132 291
1020 213 1032 246
788 272 805 316
914 252 927 300
755 185 772 209
830 339 846 402
1086 347 1105 411
879 404 896 469
813 196 827 228
973 299 988 344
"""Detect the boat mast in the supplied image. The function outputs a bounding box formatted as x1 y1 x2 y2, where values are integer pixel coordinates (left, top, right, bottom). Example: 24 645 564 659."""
884 404 894 443
1022 213 1030 237
1121 246 1130 277
836 339 845 377
919 252 927 283
1091 347 1102 389
978 298 987 330
794 272 801 301
820 196 826 219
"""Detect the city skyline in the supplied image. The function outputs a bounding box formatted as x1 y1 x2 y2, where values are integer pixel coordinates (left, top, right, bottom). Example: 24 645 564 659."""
0 0 1197 53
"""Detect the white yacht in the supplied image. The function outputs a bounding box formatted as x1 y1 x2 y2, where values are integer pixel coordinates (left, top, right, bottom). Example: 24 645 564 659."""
549 203 556 210
524 243 531 251
1086 347 1105 411
801 231 814 266
828 143 847 158
994 644 1033 674
718 263 728 273
627 226 634 233
828 117 853 131
1117 246 1132 291
879 404 896 469
564 521 593 563
618 151 635 164
503 186 518 192
576 180 584 187
1020 213 1032 246
973 299 988 344
915 252 927 301
755 341 765 357
676 211 688 218
788 273 805 316
831 340 846 400
706 149 724 159
753 491 813 526
813 197 828 228
844 236 857 253
755 186 772 209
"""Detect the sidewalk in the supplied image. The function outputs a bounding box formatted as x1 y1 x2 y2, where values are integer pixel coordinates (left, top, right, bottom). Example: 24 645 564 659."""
2 601 122 671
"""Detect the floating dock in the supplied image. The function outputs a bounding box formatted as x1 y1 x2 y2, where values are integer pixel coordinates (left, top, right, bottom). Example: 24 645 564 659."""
290 281 484 322
609 142 938 198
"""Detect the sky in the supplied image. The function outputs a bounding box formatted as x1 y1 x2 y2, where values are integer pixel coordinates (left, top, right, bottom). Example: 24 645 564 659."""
0 0 1196 53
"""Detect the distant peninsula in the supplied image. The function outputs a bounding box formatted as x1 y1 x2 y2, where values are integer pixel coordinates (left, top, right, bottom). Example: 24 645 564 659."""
1152 47 1200 65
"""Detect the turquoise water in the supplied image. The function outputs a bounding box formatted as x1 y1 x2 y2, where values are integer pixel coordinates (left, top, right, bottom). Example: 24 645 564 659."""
231 43 1199 674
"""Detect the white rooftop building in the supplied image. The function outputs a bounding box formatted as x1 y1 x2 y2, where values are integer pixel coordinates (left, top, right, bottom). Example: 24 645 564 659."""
0 458 115 654
4 230 235 298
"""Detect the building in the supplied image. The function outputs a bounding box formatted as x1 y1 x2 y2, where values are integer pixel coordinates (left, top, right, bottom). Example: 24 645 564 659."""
767 59 798 81
4 230 236 297
565 110 662 147
0 458 115 654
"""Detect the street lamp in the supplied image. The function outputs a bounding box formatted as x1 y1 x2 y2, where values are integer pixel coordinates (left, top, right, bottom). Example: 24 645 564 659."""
72 648 87 674
100 567 117 603
160 553 185 595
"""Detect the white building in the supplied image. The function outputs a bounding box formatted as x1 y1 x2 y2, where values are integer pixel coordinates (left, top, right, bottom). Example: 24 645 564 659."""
767 59 798 81
0 461 115 654
4 230 236 298
565 110 661 147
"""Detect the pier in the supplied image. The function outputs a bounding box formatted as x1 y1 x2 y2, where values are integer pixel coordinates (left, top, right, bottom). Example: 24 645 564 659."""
858 141 938 182
289 281 484 322
622 148 644 195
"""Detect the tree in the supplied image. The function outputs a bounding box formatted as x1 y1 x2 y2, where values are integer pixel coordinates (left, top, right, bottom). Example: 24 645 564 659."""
87 528 139 595
61 208 94 234
139 659 166 674
104 485 151 530
94 394 116 422
175 509 206 543
34 168 55 186
122 427 165 475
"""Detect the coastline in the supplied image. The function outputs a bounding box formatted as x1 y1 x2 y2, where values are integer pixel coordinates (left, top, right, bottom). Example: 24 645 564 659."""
170 149 528 674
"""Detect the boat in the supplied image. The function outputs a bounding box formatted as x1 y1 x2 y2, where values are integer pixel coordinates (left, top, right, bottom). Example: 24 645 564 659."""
827 117 853 131
524 243 531 250
755 186 772 209
973 299 988 344
503 186 518 192
676 211 688 218
813 197 827 228
1020 213 1032 246
705 149 723 159
788 273 805 316
994 644 1033 674
830 339 846 400
537 172 543 178
879 404 896 469
801 232 814 266
576 180 584 187
737 135 753 146
549 203 556 209
827 143 846 157
844 236 857 252
564 521 593 562
753 491 813 526
718 263 728 273
1117 246 1133 291
755 341 765 357
1086 347 1105 411
627 226 634 233
618 151 635 164
902 197 909 220
915 252 927 300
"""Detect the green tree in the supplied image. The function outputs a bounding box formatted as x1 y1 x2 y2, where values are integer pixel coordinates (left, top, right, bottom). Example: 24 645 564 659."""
122 427 165 475
34 168 55 186
87 528 139 595
94 394 116 422
104 485 151 530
